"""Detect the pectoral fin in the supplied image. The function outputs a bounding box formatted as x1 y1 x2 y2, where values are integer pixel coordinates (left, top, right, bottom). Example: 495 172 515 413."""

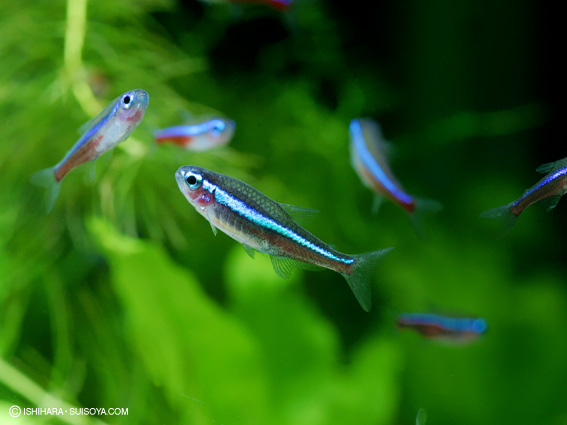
242 244 256 258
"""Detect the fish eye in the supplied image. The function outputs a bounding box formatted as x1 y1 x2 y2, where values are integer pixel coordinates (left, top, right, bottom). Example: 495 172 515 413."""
211 121 226 136
121 94 133 110
185 172 202 190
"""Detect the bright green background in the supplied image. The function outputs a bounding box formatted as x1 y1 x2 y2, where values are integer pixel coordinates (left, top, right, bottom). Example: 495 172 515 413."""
1 1 565 424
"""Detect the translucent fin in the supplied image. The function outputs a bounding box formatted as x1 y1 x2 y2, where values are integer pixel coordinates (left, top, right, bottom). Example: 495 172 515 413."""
541 195 562 212
30 168 60 213
371 195 383 214
84 160 96 183
270 255 322 280
415 197 443 213
279 203 319 226
242 244 256 258
179 110 196 123
408 198 443 239
342 247 394 312
536 158 567 174
480 204 517 236
536 162 555 174
204 210 218 235
77 95 120 135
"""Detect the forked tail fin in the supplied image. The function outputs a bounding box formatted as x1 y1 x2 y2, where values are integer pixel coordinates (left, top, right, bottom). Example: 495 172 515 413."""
409 197 443 239
31 168 60 213
480 203 517 236
342 247 393 312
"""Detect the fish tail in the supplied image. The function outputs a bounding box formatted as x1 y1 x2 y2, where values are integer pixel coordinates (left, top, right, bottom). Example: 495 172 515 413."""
409 197 443 239
31 168 60 213
480 203 517 236
342 247 394 312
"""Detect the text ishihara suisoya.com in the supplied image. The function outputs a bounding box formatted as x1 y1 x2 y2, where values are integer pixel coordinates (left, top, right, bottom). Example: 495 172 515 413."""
22 407 128 416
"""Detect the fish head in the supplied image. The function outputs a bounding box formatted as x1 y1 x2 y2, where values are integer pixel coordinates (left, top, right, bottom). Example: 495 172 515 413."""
116 89 149 125
175 166 216 211
207 118 236 146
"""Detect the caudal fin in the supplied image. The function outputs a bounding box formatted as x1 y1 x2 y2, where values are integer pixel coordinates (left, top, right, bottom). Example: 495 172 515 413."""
409 197 443 238
31 168 60 213
342 247 394 312
480 203 517 236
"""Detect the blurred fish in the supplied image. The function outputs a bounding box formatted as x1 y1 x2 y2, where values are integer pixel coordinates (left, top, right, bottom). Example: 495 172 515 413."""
349 118 441 230
201 0 292 11
154 117 235 151
481 157 567 233
397 313 487 343
175 166 393 311
31 89 149 212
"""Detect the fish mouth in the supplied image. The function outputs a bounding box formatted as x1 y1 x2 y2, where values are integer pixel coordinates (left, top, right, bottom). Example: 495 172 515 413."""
130 89 150 114
175 167 186 190
132 89 149 105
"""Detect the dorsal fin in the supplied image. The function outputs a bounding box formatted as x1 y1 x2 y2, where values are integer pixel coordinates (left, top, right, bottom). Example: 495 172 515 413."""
77 95 120 135
536 157 567 174
279 203 318 226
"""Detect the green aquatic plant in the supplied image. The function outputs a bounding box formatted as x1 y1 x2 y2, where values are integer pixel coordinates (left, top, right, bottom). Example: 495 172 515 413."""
1 0 566 424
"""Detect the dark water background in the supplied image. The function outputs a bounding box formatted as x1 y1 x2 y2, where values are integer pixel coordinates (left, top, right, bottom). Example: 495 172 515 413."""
0 0 565 424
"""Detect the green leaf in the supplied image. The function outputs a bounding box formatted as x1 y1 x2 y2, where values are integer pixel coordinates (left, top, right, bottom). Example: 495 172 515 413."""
88 217 272 425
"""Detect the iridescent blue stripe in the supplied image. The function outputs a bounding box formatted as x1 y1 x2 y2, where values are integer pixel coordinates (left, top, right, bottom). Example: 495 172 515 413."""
55 100 119 170
203 180 353 265
350 119 414 205
154 122 212 139
399 313 487 334
512 167 567 207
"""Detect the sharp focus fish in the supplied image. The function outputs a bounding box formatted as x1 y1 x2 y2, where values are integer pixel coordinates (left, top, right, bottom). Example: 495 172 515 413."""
31 89 149 212
154 117 235 151
175 166 393 311
481 157 567 233
397 313 487 343
349 119 441 226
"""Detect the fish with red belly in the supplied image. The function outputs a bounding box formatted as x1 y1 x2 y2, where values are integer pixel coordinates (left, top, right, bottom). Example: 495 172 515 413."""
481 157 567 233
32 89 149 212
175 165 393 311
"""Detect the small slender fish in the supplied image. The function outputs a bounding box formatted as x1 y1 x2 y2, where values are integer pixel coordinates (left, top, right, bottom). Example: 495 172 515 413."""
349 119 441 225
31 89 149 212
175 166 393 311
481 157 567 232
397 313 487 343
154 117 235 151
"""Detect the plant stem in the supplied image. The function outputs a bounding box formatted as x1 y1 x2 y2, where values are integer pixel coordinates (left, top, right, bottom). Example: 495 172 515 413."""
64 0 99 117
0 358 108 425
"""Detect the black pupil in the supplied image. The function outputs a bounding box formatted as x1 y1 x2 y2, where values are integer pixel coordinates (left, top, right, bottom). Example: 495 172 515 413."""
123 95 131 104
187 175 197 186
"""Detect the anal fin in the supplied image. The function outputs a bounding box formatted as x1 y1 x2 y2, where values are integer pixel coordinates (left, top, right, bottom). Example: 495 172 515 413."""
541 195 562 212
270 255 322 280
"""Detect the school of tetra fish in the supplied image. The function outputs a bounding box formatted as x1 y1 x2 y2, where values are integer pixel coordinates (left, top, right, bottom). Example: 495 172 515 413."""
31 4 564 346
32 83 567 344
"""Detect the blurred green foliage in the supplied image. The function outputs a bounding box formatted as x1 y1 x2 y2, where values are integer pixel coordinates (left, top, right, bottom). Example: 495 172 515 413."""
1 0 566 424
